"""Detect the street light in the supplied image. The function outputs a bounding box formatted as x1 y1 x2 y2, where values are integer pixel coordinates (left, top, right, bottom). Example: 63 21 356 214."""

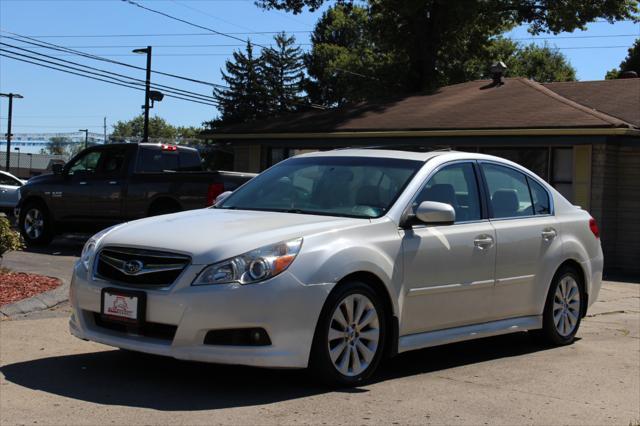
78 129 89 150
133 46 152 143
14 147 20 177
0 92 24 172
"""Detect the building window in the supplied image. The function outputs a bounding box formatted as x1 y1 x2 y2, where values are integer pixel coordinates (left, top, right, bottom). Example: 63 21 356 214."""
552 148 573 202
269 148 291 166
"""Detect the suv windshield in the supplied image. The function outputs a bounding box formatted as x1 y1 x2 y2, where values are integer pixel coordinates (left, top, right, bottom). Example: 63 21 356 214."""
219 156 422 218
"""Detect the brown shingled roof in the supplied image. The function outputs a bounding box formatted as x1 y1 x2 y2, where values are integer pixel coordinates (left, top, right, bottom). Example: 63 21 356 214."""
206 77 638 137
544 79 640 127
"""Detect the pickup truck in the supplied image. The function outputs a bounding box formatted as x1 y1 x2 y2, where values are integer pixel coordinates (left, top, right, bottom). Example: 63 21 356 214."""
16 143 255 246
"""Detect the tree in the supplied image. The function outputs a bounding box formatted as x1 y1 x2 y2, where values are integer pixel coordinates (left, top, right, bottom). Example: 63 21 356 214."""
605 38 640 79
262 32 307 114
111 115 179 142
304 4 405 106
41 137 70 155
212 41 269 126
474 38 576 82
257 0 638 91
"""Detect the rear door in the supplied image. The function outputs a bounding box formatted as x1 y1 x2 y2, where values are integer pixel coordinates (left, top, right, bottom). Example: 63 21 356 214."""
479 161 561 320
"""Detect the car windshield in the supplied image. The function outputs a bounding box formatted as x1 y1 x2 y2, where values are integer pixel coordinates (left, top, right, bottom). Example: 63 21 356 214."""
219 156 423 219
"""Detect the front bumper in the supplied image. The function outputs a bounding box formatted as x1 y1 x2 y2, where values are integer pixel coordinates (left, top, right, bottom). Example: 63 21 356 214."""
69 261 332 368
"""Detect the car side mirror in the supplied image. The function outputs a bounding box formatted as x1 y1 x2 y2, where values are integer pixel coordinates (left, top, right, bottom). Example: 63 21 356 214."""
52 164 63 175
414 201 456 225
215 191 233 206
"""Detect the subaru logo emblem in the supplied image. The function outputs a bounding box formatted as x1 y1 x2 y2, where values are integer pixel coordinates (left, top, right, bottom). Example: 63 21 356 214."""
123 260 144 275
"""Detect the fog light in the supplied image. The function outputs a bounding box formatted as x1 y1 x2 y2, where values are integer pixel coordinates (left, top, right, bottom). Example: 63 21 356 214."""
204 328 272 346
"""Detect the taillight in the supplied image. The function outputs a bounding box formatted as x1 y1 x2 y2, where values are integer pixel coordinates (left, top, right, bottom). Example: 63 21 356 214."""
161 144 178 151
207 183 224 206
589 217 600 239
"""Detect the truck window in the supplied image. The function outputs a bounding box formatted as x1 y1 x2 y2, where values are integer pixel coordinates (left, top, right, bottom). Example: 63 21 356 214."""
179 150 202 171
99 147 128 177
137 149 179 172
68 151 102 176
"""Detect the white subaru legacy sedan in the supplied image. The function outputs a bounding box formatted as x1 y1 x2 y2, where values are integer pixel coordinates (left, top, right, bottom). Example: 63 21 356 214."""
70 149 603 386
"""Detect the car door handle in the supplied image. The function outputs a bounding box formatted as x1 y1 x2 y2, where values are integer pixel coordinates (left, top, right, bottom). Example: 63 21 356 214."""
109 181 118 185
541 228 557 241
79 181 88 185
474 235 494 250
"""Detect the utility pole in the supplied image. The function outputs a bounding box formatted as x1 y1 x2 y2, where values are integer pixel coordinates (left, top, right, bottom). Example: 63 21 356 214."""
0 93 24 172
103 116 107 144
78 129 89 150
133 46 152 143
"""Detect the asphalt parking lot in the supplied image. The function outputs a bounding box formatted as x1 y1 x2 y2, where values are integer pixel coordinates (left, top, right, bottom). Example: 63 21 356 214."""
0 241 639 425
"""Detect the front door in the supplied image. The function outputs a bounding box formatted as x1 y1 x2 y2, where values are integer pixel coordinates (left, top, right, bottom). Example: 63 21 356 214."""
57 147 126 223
401 161 496 335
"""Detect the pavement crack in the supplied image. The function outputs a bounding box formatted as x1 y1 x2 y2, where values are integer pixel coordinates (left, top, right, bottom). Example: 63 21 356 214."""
586 310 627 317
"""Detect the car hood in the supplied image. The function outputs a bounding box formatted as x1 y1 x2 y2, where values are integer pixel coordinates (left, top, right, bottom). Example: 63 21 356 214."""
99 208 368 264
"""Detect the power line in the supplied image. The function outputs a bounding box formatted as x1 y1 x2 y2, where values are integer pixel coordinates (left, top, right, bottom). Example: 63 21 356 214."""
1 31 229 88
0 53 220 107
121 0 268 48
5 43 313 49
0 42 219 103
511 33 639 40
14 32 313 38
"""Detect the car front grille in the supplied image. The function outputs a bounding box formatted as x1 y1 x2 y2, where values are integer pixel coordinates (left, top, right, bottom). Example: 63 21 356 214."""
95 247 190 288
93 313 177 342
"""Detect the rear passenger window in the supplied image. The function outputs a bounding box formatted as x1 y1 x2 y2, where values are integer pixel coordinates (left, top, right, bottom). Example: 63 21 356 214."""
137 149 179 172
482 163 533 218
415 162 482 222
179 150 202 171
527 177 551 215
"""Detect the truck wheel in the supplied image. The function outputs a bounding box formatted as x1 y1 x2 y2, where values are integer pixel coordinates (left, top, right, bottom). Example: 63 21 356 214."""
19 201 54 246
310 281 387 387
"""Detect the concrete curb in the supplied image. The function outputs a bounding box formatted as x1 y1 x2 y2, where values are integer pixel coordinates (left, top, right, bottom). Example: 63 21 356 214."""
0 277 69 318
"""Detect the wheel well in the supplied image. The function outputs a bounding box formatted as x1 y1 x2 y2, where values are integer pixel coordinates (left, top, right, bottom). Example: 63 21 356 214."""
556 259 588 318
335 271 399 358
148 197 182 215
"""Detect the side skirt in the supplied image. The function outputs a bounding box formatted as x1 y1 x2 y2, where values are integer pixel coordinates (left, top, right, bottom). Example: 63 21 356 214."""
398 315 542 353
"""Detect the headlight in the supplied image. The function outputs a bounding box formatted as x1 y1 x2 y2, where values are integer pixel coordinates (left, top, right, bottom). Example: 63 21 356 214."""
79 225 119 271
193 238 303 286
80 240 96 270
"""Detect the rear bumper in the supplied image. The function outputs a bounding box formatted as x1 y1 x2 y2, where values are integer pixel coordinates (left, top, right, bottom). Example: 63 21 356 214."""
583 249 604 310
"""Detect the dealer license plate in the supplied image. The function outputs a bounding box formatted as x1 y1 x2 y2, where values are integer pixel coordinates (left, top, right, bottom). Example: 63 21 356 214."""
101 288 145 324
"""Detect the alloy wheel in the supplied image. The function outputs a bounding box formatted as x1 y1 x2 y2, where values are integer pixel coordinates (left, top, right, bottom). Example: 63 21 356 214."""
327 293 380 377
24 208 44 240
553 276 581 337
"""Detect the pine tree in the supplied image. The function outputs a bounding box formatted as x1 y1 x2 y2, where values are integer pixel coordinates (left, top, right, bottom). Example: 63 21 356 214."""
262 32 307 114
213 41 269 126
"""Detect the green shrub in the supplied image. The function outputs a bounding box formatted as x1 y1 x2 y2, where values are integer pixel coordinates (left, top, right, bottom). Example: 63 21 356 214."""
0 216 23 258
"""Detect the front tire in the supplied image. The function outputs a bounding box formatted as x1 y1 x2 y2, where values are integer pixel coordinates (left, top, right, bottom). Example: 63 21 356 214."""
536 266 584 346
310 281 387 387
19 201 54 246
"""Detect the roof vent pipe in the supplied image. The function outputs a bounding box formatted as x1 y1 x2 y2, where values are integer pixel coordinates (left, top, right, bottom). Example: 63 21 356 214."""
490 61 507 86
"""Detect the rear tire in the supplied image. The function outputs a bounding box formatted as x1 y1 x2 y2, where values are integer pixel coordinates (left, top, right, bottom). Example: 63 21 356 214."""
18 201 54 246
310 281 387 387
534 265 584 346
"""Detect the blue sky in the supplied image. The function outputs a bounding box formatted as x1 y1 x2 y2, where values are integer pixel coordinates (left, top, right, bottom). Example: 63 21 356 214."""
1 0 638 138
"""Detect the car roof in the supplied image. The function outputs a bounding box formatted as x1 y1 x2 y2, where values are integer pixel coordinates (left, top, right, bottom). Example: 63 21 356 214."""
297 148 451 162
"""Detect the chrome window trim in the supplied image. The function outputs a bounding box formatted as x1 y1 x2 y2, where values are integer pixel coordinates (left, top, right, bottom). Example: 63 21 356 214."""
478 159 555 221
401 159 485 228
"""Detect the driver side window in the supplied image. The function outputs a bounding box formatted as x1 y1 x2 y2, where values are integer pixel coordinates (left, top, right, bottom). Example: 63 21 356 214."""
68 151 102 176
414 162 482 223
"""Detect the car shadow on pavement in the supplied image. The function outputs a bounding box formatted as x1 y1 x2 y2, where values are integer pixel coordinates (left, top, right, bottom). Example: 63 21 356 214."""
0 332 560 410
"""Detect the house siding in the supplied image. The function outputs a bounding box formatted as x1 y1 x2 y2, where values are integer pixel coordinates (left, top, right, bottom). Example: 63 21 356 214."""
590 140 640 276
